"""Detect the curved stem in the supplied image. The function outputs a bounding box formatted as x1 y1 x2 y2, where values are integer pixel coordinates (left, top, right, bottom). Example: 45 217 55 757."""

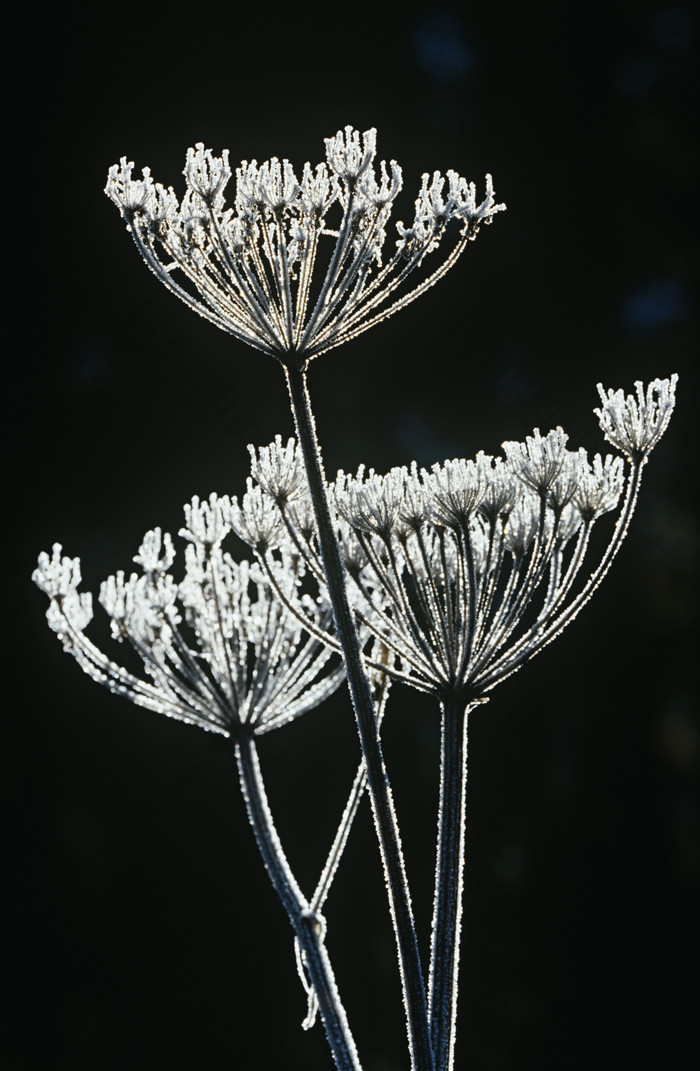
235 731 361 1071
429 696 479 1071
284 361 435 1071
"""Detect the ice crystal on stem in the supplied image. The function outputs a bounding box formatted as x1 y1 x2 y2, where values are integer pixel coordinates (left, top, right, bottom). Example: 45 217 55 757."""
105 126 505 363
32 500 344 737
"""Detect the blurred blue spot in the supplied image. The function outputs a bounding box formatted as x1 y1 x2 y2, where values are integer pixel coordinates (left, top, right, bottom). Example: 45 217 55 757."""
621 279 691 335
650 7 693 51
615 56 660 98
413 11 476 86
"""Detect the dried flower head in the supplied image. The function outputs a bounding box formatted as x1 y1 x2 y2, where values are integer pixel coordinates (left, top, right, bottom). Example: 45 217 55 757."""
254 377 676 700
33 498 343 737
595 375 678 461
105 126 505 365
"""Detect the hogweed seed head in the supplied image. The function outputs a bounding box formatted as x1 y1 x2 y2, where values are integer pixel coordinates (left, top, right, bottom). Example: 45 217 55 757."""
230 479 285 554
426 455 490 530
502 427 570 495
334 466 407 540
180 493 234 549
574 454 625 521
248 436 308 507
106 126 505 365
595 374 678 461
33 545 93 634
184 143 232 206
132 527 176 576
34 506 343 737
267 377 676 700
324 125 377 182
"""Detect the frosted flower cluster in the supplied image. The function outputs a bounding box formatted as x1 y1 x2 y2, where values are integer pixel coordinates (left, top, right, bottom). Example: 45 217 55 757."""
105 126 505 362
33 376 676 722
33 498 344 736
245 378 677 700
595 375 678 461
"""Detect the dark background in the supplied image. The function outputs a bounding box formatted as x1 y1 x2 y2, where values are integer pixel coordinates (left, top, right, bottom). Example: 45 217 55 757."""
6 1 698 1068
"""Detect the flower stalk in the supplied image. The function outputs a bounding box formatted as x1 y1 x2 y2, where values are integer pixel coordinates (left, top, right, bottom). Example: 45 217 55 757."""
428 695 481 1071
284 360 435 1071
235 728 361 1071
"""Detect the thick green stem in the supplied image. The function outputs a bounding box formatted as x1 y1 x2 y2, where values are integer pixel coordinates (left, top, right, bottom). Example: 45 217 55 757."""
284 360 435 1071
428 696 475 1071
235 731 361 1071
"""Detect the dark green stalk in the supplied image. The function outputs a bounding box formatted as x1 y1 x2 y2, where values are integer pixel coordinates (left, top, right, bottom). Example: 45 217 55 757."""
284 360 435 1071
235 730 361 1071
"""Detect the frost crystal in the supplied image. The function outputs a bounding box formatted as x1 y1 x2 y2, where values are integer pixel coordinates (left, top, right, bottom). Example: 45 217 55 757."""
106 126 505 363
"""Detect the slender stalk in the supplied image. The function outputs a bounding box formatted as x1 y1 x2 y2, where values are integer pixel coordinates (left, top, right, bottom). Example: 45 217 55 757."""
284 360 436 1071
235 730 361 1071
428 695 478 1071
297 670 392 1030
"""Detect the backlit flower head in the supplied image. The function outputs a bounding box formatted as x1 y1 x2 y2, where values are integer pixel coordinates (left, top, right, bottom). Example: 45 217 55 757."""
106 126 505 365
248 436 308 507
502 427 570 494
33 510 343 737
255 377 676 700
595 375 678 461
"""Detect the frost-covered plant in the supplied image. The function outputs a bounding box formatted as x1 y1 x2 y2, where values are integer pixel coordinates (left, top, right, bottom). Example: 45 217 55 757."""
33 500 345 736
33 125 678 1071
32 499 370 1069
104 126 504 361
108 125 505 1069
244 375 677 1070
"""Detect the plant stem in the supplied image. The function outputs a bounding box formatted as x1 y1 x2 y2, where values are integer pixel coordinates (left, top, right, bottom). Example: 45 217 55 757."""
235 730 362 1071
284 360 435 1071
428 696 475 1071
297 670 393 1029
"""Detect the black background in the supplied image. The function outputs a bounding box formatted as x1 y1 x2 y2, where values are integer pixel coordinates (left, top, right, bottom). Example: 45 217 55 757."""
6 2 698 1069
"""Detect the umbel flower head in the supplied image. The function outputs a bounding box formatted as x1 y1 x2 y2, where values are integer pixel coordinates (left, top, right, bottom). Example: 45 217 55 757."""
246 377 677 701
105 126 505 365
32 496 344 737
